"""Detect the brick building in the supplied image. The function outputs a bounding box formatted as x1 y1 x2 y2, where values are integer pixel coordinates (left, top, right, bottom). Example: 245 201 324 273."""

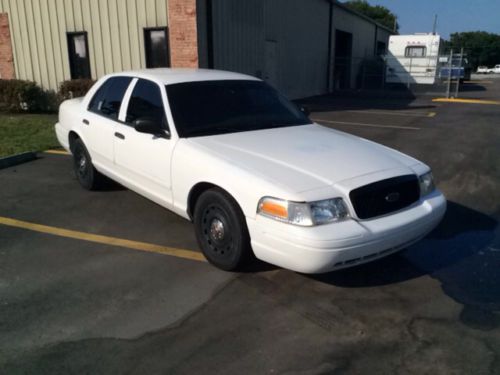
0 0 392 98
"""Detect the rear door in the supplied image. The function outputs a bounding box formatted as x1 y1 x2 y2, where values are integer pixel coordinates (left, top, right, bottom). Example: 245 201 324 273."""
113 78 175 206
83 76 132 170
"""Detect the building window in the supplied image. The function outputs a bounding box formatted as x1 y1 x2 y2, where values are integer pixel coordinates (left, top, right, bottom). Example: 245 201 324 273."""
144 28 170 68
67 32 91 79
405 46 426 58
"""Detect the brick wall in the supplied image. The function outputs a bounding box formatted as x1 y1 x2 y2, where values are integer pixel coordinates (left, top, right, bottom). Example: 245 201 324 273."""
167 0 199 68
0 13 14 79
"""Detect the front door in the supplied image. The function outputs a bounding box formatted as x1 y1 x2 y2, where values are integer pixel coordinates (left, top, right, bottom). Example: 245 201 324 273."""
113 78 175 206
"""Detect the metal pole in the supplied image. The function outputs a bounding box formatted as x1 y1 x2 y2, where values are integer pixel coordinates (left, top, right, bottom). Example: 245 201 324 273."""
446 49 453 98
407 56 412 89
454 47 464 98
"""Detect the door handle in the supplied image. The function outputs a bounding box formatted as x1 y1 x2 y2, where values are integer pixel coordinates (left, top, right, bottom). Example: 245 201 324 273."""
114 132 125 140
82 119 89 125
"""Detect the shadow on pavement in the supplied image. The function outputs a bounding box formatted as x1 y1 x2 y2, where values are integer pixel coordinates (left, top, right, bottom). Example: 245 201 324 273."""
297 93 435 113
310 201 499 330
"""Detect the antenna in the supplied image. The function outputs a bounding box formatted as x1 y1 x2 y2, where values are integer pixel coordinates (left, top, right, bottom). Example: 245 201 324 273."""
432 14 438 35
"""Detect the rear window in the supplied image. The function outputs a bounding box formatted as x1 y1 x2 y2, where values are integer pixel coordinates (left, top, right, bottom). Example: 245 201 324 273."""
405 46 426 57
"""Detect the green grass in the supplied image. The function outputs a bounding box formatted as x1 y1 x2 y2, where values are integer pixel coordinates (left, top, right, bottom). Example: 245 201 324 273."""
0 113 59 157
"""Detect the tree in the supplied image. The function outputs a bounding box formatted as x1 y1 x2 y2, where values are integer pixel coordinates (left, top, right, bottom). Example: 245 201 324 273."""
445 31 500 69
344 0 399 32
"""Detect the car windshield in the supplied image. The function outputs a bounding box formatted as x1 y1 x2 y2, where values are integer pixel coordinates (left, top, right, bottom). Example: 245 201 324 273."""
165 80 312 137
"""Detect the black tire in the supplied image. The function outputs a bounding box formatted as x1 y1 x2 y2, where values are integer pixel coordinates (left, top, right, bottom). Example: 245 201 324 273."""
72 138 102 190
194 188 252 271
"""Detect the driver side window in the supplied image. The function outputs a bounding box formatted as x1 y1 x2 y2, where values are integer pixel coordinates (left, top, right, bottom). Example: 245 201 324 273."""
126 79 167 129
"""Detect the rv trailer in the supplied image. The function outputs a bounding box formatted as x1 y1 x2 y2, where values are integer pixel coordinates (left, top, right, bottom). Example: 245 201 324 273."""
385 34 444 85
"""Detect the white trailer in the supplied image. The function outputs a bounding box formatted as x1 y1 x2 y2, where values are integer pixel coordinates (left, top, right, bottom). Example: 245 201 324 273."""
385 34 444 85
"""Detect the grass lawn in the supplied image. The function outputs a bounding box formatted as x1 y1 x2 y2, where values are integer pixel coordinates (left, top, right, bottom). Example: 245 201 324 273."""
0 113 59 157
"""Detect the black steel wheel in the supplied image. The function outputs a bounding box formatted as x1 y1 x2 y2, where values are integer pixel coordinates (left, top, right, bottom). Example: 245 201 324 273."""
72 138 102 190
194 188 252 271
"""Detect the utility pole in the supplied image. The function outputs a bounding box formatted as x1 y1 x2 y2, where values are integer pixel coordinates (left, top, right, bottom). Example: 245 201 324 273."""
432 15 438 35
454 47 464 98
446 49 453 98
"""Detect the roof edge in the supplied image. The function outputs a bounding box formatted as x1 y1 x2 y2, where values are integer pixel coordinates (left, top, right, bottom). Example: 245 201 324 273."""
329 0 396 34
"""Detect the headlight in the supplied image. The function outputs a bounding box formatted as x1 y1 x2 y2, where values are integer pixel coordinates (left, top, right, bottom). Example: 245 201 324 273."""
419 171 435 197
257 197 349 226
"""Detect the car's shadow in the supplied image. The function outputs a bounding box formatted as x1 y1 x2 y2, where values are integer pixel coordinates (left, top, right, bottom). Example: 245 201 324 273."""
309 201 499 330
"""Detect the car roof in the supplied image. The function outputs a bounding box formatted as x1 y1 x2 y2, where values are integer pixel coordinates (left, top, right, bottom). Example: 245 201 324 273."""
106 68 260 85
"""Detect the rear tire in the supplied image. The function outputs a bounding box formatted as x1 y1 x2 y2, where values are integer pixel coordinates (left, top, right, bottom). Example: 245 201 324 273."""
72 138 102 190
194 188 252 271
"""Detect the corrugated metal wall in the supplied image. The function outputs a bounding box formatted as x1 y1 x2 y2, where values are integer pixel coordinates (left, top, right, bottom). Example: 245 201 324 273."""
200 0 390 98
265 0 330 99
211 0 265 78
0 0 168 90
208 0 330 99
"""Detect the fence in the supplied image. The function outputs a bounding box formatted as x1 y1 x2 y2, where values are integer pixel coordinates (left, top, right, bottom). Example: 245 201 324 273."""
333 49 469 98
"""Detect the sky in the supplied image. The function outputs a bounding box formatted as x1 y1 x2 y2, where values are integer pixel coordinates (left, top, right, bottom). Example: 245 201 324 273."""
367 0 500 39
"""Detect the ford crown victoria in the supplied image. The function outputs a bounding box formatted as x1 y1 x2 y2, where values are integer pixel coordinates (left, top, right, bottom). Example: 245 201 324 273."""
55 69 446 273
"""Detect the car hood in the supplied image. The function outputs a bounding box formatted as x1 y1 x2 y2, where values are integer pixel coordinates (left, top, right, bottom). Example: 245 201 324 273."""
188 124 423 194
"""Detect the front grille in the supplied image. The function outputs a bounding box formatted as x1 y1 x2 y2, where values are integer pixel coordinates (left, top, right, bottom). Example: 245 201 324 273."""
349 175 419 219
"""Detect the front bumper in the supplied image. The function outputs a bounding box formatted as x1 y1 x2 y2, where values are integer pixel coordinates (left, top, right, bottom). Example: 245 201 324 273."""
246 189 447 273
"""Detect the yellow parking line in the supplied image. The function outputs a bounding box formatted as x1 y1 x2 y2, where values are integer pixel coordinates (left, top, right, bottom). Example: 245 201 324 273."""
432 98 500 105
45 149 70 155
0 216 206 263
465 80 492 84
313 118 421 130
344 110 435 118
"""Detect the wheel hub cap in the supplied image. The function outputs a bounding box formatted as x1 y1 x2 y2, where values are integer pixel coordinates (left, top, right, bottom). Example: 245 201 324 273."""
210 218 225 241
78 156 87 173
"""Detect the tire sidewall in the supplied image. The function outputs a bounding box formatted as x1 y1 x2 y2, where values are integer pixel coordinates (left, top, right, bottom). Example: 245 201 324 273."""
194 189 250 271
73 139 96 190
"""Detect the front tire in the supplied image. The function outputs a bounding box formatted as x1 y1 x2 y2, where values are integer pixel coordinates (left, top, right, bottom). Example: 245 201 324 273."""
194 188 252 271
72 138 102 190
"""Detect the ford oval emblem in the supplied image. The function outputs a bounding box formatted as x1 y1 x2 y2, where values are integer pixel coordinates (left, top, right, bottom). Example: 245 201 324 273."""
385 192 400 203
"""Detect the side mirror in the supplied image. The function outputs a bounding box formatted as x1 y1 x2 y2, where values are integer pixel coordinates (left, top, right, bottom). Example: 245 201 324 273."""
300 106 311 117
134 118 168 138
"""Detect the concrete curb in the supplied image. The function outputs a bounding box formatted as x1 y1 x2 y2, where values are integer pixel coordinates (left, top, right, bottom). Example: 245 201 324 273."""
0 152 38 170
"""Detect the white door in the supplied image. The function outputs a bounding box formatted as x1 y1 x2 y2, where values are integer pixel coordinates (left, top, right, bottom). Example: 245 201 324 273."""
82 76 133 170
113 78 175 206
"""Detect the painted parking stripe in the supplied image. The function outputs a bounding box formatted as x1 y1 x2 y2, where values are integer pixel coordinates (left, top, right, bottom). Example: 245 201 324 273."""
313 118 421 130
344 110 436 118
0 216 206 263
432 98 500 105
45 149 70 155
465 80 493 84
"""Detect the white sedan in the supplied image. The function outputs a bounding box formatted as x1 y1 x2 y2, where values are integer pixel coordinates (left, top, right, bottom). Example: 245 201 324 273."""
477 66 489 74
488 65 500 74
55 69 446 273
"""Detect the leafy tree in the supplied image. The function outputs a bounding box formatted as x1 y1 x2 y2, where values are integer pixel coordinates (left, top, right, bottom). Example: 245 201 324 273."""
445 31 500 69
344 0 399 32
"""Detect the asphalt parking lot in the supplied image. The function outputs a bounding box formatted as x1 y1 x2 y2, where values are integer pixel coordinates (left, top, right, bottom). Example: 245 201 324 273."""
1 78 499 374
